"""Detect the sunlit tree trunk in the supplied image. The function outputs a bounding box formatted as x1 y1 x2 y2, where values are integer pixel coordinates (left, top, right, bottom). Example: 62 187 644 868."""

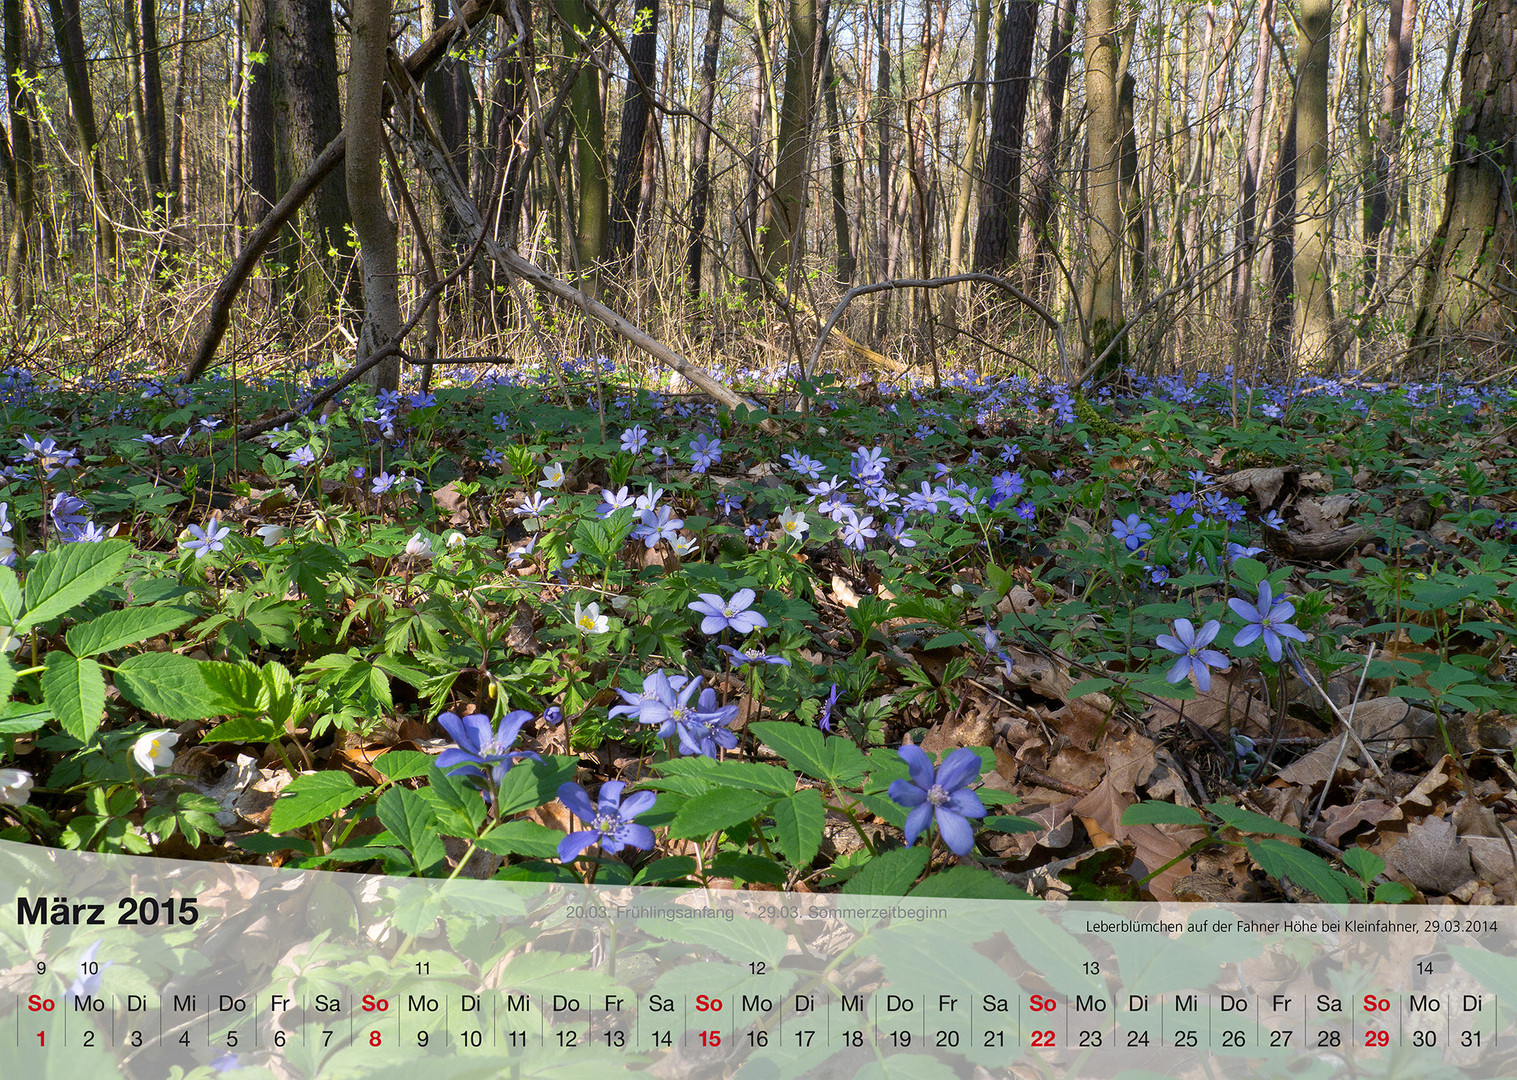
45 0 113 256
347 0 400 391
1294 0 1338 371
1020 0 1076 300
554 0 608 294
761 0 818 287
1080 0 1125 376
2 0 35 315
945 0 988 315
1232 0 1274 351
1366 0 1416 295
1409 0 1516 366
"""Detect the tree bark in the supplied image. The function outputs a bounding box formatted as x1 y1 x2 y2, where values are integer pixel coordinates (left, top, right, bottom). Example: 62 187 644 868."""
348 0 400 391
44 0 112 255
1020 0 1075 299
270 0 355 318
946 0 989 305
1080 0 1124 375
3 0 35 314
685 0 722 297
971 0 1036 275
166 0 189 224
821 36 853 286
1409 0 1516 366
1232 0 1274 348
1365 0 1416 294
761 0 819 287
554 0 608 294
608 0 658 260
138 0 168 215
1294 0 1338 371
239 0 276 231
1268 74 1297 366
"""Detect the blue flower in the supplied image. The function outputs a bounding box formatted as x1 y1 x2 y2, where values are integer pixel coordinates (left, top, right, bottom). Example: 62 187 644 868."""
620 426 649 454
1228 581 1308 662
674 689 740 757
608 669 691 722
435 710 542 787
888 746 987 855
181 517 230 558
718 644 791 667
837 511 878 550
1112 513 1152 551
689 588 768 635
632 506 683 548
1155 618 1230 691
689 434 722 473
287 445 317 468
557 781 656 862
818 684 840 732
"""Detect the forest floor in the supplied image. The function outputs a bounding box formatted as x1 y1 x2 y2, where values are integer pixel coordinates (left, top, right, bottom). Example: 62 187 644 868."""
0 354 1514 906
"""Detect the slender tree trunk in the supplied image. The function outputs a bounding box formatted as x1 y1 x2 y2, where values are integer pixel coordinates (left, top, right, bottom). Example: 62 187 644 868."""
971 0 1036 275
873 0 893 336
945 0 989 314
555 0 608 294
138 0 168 216
761 0 818 287
166 0 189 224
1366 0 1416 295
820 36 853 285
1268 74 1298 366
608 0 658 260
1020 0 1075 299
685 0 722 297
1080 0 1124 375
45 0 112 256
1409 0 1516 366
3 0 34 314
1233 0 1274 348
347 0 400 391
240 0 276 232
1119 72 1144 296
1294 0 1338 370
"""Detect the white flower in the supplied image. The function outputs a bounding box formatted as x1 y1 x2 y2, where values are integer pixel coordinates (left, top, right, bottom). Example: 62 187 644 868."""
404 532 433 558
541 463 566 489
132 731 178 775
573 601 609 635
671 536 698 557
255 524 286 547
779 507 808 539
445 531 466 549
0 767 33 806
0 625 22 654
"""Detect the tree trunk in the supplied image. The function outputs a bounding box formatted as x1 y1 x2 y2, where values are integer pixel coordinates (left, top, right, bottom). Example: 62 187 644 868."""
44 0 112 256
971 0 1036 275
1119 71 1144 296
1020 0 1075 299
270 0 355 319
1232 0 1274 347
1080 0 1124 375
608 0 658 260
761 0 818 287
554 0 608 293
240 0 276 231
166 0 189 224
2 0 34 314
1409 0 1516 366
873 0 892 337
945 0 989 309
1268 77 1297 366
1294 0 1338 371
347 0 400 391
821 35 853 286
685 0 722 298
138 0 168 216
1365 0 1416 294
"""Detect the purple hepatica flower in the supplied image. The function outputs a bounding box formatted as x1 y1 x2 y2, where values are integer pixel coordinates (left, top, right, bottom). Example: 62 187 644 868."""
1014 500 1036 522
287 445 317 468
689 434 722 473
887 745 987 856
1111 513 1152 552
1226 541 1266 562
885 517 917 548
181 516 230 558
610 669 691 723
817 684 840 732
717 644 791 667
67 941 111 999
1260 509 1286 530
1155 618 1231 692
632 506 683 548
689 587 768 635
371 471 397 495
837 510 878 550
714 492 743 516
1169 491 1198 515
557 781 657 862
50 492 89 533
597 486 636 517
1228 581 1308 661
851 445 889 484
620 425 649 454
675 689 740 757
435 710 543 787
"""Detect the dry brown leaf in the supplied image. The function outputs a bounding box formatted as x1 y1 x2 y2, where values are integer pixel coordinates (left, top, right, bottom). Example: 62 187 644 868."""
1319 800 1396 846
1382 816 1475 895
1072 775 1207 901
1145 669 1278 738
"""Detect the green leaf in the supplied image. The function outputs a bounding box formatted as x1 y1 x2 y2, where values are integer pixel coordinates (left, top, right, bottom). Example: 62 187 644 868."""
65 606 195 657
1244 838 1350 903
201 661 264 714
841 846 931 896
0 654 15 704
269 771 364 834
749 720 867 786
476 821 565 860
1067 677 1117 698
0 701 49 734
199 715 283 743
667 788 775 840
1120 801 1207 826
632 856 698 885
493 756 580 817
710 851 789 886
376 786 447 873
910 866 1032 900
0 567 22 625
1341 846 1386 882
769 788 825 868
41 652 106 743
421 765 488 834
114 652 221 720
985 815 1043 834
654 757 796 796
1207 802 1306 838
372 750 434 781
19 540 132 632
